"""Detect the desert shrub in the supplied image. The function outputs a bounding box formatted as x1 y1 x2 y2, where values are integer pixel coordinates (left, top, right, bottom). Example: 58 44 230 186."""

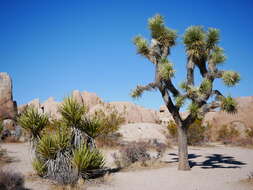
0 170 26 190
217 125 239 144
93 105 125 135
113 142 151 168
167 119 206 145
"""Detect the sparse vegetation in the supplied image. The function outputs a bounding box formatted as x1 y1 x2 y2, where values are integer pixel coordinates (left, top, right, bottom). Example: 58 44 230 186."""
0 170 26 190
112 142 151 168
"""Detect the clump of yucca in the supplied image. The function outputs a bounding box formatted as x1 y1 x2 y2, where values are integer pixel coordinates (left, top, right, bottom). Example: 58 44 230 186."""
18 97 108 185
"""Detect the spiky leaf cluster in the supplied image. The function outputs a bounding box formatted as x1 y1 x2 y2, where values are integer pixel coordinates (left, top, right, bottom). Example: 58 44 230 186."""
175 96 186 108
133 36 149 56
158 59 175 80
210 47 226 64
79 117 103 138
179 81 188 91
36 134 59 160
148 14 177 47
183 26 206 59
187 102 199 116
221 96 237 114
18 106 49 140
130 86 144 99
222 71 240 87
32 158 47 177
199 79 212 94
206 28 220 50
59 97 87 128
72 145 105 173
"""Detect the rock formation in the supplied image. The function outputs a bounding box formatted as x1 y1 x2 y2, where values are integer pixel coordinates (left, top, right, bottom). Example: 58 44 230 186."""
0 72 17 120
118 123 168 144
159 96 253 134
19 90 160 124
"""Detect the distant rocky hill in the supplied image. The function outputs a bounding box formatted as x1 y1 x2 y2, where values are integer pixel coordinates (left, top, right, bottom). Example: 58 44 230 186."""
18 90 160 124
159 96 253 134
18 89 253 129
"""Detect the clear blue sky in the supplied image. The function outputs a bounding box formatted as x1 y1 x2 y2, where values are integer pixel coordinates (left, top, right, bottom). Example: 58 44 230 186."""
1 0 252 109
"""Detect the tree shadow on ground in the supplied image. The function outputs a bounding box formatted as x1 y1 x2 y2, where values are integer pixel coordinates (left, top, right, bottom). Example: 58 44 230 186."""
167 153 246 169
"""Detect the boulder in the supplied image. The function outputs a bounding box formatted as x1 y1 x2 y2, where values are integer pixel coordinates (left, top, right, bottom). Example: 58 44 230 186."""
110 102 159 124
118 123 168 144
42 97 61 119
0 73 17 120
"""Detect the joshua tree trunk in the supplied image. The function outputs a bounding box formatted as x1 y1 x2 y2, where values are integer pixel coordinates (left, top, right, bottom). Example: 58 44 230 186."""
177 124 190 170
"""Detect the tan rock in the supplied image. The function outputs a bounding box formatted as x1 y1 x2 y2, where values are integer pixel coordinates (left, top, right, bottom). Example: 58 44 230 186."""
0 73 17 120
41 97 61 119
80 91 102 109
118 123 168 144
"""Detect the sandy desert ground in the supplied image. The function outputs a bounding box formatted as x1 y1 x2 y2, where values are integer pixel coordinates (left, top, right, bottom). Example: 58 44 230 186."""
2 143 253 190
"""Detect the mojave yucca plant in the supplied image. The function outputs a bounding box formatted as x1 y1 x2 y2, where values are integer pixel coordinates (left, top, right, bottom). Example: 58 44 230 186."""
36 134 58 160
18 106 49 141
72 145 105 176
32 158 47 177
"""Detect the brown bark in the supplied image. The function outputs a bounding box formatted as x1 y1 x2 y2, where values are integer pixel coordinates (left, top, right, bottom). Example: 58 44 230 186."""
177 123 190 170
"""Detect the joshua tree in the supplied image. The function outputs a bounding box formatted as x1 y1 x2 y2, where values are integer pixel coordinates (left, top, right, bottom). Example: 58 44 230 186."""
131 14 240 170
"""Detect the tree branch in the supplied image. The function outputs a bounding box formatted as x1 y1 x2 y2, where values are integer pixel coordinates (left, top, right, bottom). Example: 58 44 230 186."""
186 57 195 86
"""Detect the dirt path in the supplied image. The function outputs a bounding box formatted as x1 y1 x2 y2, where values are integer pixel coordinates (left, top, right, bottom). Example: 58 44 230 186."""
1 143 253 190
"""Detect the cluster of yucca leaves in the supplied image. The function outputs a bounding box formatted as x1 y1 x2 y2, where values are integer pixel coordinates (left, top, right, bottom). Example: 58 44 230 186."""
18 97 106 185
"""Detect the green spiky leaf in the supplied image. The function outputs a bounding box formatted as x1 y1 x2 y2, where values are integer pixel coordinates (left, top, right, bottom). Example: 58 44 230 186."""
148 14 177 47
18 106 49 140
36 134 58 160
179 81 188 91
130 86 143 99
199 79 212 94
175 96 185 108
59 97 87 129
158 61 175 79
133 36 149 56
187 102 199 116
222 71 240 87
32 158 47 177
221 96 237 114
72 145 105 173
206 28 220 50
183 26 205 47
211 46 226 64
